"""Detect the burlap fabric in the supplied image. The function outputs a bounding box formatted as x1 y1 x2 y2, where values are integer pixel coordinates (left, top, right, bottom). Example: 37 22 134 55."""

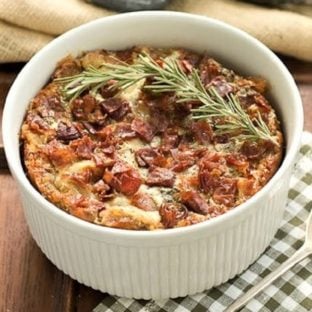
0 0 311 62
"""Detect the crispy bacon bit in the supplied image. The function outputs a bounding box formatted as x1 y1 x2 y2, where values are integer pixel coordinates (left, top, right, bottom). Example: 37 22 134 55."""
135 148 160 167
149 110 169 133
159 202 188 228
191 120 213 145
226 153 247 166
89 110 107 126
83 94 97 112
82 121 97 134
146 167 175 187
199 152 237 197
155 59 164 67
170 149 196 172
180 59 193 74
239 94 256 108
254 94 271 113
199 152 226 172
180 191 211 215
68 195 105 221
198 152 227 193
111 161 131 174
102 145 115 155
212 193 235 206
226 154 249 174
199 57 221 87
179 50 201 67
72 95 107 126
198 152 230 193
57 122 81 142
214 134 230 144
201 151 222 163
70 136 95 159
209 77 234 97
199 170 219 193
118 171 142 195
27 113 50 133
92 152 115 168
237 178 255 197
172 160 194 173
131 118 154 142
115 123 137 139
249 77 267 94
104 161 142 196
100 98 130 120
143 92 175 112
115 48 134 63
103 170 114 185
161 129 180 152
215 177 237 194
194 146 208 158
213 178 237 206
187 175 199 188
93 179 112 200
173 100 193 117
100 98 122 115
70 169 93 187
53 56 81 79
96 125 117 147
100 83 118 98
240 141 267 160
46 139 76 167
39 96 64 117
152 155 170 168
131 193 157 211
264 139 277 153
72 96 94 120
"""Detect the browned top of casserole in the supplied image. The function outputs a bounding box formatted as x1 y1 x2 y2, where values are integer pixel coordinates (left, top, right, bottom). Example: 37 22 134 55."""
20 47 283 230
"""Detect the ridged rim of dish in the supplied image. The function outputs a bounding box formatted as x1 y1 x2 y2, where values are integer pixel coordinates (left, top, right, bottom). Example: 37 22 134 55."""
3 11 303 239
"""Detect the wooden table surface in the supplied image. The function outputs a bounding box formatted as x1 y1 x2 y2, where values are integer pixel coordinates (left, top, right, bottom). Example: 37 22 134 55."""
0 56 311 312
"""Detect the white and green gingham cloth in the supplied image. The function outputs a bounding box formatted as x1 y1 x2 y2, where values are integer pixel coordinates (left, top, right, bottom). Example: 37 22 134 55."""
94 132 312 312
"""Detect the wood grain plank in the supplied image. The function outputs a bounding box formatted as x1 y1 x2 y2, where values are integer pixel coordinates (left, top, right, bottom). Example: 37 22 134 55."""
75 285 104 312
280 56 312 84
0 64 24 169
299 84 312 133
0 170 75 312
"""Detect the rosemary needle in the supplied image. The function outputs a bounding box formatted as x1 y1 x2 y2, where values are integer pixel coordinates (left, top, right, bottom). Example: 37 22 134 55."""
56 53 277 144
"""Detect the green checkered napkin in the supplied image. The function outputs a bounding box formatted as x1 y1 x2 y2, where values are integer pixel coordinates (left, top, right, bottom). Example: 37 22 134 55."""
94 132 312 312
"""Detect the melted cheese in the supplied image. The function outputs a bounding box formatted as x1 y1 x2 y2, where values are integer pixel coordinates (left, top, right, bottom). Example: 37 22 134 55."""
150 136 161 148
55 160 96 193
139 184 165 206
66 160 96 173
101 195 161 230
120 80 145 107
175 164 198 191
117 138 145 169
104 193 159 218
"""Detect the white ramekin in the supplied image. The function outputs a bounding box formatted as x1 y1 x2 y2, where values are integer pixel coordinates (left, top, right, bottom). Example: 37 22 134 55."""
3 12 303 299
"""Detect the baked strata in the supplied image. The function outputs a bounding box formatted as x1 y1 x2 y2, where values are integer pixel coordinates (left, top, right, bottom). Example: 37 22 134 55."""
20 47 283 230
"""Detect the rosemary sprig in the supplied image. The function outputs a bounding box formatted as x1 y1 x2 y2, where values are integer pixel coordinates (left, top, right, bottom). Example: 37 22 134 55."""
56 53 277 144
191 88 276 143
57 62 150 99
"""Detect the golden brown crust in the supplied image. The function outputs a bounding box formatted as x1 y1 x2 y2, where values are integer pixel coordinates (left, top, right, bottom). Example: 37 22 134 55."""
20 47 283 230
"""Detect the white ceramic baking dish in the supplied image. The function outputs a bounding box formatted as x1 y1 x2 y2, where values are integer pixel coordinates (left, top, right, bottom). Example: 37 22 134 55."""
2 12 303 299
